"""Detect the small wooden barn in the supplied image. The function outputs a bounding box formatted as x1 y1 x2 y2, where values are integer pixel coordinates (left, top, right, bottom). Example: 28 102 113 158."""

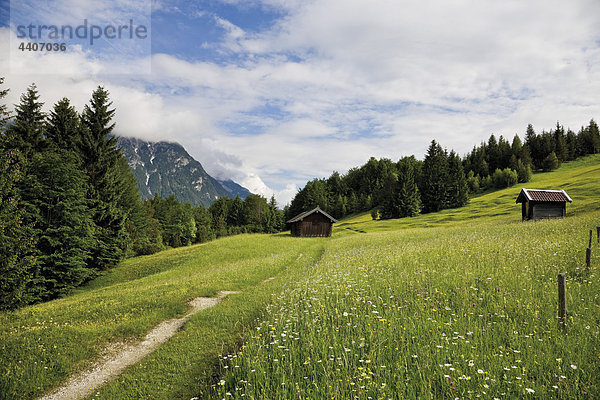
287 207 338 237
515 188 572 221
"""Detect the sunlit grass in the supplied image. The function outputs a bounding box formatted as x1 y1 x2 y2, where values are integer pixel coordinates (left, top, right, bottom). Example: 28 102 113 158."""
0 235 325 399
211 155 600 399
1 155 599 399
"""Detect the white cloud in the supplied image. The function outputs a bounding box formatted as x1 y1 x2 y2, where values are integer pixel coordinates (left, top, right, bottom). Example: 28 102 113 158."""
3 0 600 206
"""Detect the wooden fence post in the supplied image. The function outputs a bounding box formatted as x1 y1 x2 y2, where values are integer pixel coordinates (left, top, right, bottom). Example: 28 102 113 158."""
586 230 593 269
558 274 566 330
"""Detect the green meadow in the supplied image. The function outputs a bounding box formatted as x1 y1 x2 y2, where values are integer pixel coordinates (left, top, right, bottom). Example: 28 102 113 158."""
1 155 599 399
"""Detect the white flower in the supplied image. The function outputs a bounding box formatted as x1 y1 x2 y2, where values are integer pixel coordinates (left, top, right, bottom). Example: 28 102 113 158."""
477 369 484 374
571 364 577 369
525 388 535 394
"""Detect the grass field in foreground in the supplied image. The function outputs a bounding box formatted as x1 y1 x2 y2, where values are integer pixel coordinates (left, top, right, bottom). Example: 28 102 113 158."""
210 156 600 399
0 155 599 399
0 235 326 399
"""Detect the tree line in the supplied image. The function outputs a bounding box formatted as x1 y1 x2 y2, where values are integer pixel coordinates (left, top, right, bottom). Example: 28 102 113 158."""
287 120 600 222
0 80 284 310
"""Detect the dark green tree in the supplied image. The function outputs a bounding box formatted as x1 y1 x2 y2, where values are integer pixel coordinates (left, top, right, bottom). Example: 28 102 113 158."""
23 151 95 300
79 87 129 269
46 97 81 150
446 150 468 208
227 196 244 226
517 159 532 183
511 134 522 159
395 156 421 217
193 205 215 243
542 151 560 172
420 140 448 213
3 84 45 158
243 194 268 231
378 171 398 219
0 79 37 309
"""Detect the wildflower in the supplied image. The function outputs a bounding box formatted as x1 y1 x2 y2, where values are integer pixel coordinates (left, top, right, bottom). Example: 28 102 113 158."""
477 369 484 374
570 364 577 370
525 388 535 394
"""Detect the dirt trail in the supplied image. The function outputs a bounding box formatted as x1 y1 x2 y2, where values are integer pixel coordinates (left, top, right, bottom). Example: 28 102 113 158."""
39 291 239 400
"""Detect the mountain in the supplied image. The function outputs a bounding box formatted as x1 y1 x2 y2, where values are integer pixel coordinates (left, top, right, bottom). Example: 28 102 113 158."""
117 137 251 207
217 179 252 199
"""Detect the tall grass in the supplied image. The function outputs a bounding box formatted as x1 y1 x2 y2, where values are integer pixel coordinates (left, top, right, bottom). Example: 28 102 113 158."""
211 213 600 399
211 156 600 399
1 155 598 399
0 235 325 399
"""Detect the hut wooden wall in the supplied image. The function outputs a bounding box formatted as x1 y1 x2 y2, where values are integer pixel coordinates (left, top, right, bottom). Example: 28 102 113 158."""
522 201 566 220
292 213 332 237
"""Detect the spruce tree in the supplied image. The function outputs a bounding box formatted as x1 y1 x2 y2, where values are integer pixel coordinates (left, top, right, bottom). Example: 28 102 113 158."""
79 87 127 269
24 151 95 299
420 140 448 213
542 151 560 172
3 84 45 158
446 150 468 208
396 157 421 217
0 79 37 309
46 97 80 150
379 171 398 219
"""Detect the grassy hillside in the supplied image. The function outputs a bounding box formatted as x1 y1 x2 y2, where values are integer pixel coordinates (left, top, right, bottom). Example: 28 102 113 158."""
0 155 598 399
0 235 326 399
337 154 600 233
210 155 600 399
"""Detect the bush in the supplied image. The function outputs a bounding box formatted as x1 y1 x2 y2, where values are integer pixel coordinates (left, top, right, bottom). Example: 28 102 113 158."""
370 208 380 220
466 171 480 193
542 151 560 172
492 168 518 188
517 160 532 183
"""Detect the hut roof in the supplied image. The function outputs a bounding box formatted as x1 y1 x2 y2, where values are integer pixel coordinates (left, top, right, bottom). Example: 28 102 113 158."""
287 207 338 224
516 188 572 204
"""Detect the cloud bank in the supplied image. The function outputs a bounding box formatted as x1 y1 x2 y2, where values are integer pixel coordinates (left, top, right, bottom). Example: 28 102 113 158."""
2 0 600 205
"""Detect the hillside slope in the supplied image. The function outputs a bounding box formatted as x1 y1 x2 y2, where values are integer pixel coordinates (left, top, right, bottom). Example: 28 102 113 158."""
1 155 598 399
336 154 600 233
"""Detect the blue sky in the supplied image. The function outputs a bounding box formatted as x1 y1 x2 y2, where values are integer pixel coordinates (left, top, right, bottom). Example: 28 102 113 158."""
2 0 600 204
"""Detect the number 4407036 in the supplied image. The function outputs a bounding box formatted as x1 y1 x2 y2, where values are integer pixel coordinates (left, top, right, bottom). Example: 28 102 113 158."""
18 42 66 51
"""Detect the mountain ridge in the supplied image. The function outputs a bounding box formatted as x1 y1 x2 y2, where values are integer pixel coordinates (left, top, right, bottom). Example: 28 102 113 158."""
117 136 251 207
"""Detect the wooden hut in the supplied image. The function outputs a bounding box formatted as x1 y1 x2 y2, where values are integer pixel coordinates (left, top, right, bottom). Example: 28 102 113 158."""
287 207 338 237
515 188 572 221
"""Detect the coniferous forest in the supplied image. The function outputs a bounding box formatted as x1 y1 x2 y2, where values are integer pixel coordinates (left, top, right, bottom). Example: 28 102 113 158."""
286 123 600 221
1 78 600 310
0 80 285 310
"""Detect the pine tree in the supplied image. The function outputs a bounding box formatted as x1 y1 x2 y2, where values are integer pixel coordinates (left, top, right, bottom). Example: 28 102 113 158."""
46 97 81 150
553 122 569 162
486 134 500 171
23 150 95 299
227 196 244 226
379 171 398 219
0 79 37 309
511 134 522 159
79 87 127 269
395 157 421 217
542 151 560 172
420 140 448 213
3 84 45 158
0 77 9 128
446 151 468 208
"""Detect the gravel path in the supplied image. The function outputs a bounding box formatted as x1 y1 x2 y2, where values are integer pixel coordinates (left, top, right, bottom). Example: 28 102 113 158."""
38 291 239 400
